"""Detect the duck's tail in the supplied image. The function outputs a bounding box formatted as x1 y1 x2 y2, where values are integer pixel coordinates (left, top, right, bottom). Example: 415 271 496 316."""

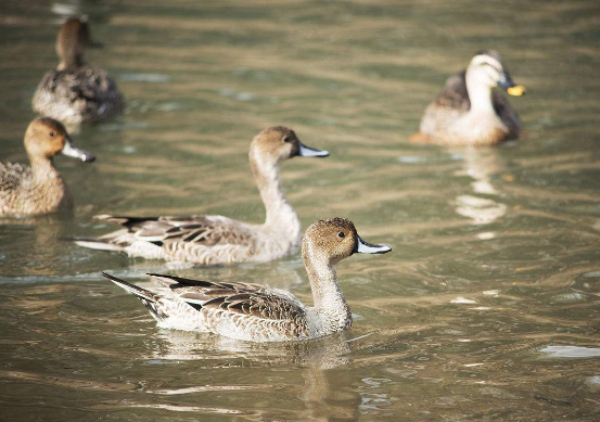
101 272 168 321
64 224 132 252
101 272 157 302
66 214 161 253
68 237 125 252
409 131 431 143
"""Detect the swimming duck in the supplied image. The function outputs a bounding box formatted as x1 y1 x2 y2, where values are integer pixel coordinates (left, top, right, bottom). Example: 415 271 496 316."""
101 217 391 342
0 117 95 217
32 17 124 127
73 126 329 265
411 50 525 146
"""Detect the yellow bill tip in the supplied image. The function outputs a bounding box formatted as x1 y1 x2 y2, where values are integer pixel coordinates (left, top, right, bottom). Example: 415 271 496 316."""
507 85 526 96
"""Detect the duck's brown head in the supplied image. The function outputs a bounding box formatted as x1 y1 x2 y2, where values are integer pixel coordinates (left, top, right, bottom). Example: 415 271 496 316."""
249 126 329 168
303 218 391 266
56 17 102 71
24 117 96 162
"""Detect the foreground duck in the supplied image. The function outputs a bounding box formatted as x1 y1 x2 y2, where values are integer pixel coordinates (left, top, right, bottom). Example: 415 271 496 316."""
411 49 526 146
0 118 95 217
102 218 391 342
74 126 329 265
32 17 124 127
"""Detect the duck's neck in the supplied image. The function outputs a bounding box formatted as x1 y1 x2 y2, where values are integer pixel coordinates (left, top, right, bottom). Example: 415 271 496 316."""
26 154 69 210
466 70 495 115
303 249 352 328
57 46 84 71
28 155 60 181
250 151 301 242
57 58 84 71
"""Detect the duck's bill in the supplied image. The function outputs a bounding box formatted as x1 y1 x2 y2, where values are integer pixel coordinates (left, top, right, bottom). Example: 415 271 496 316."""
297 142 330 158
498 73 526 96
506 85 526 96
62 138 96 162
354 235 392 254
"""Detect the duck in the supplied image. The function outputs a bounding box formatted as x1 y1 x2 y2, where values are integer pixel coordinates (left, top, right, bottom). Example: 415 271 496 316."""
411 50 526 146
32 17 124 128
73 126 329 265
101 217 391 342
0 117 95 217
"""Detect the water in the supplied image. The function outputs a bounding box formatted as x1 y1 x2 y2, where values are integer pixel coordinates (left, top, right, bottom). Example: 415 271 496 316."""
1 0 600 420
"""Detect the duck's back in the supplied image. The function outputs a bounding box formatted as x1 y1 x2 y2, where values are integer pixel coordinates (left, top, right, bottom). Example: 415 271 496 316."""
157 276 310 342
75 213 300 265
32 66 124 126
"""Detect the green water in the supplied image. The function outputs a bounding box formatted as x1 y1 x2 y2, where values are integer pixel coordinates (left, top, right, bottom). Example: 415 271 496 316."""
1 0 600 420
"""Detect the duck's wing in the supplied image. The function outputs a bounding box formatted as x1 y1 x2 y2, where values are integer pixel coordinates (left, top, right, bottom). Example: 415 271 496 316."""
433 70 471 111
107 214 253 246
419 70 470 136
103 273 308 336
72 214 255 253
149 273 307 322
492 90 522 139
0 163 31 194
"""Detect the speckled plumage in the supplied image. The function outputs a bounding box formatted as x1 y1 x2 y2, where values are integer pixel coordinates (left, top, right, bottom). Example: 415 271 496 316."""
102 218 392 342
32 18 124 127
79 214 286 265
413 50 524 146
74 127 329 266
0 161 70 217
33 66 123 127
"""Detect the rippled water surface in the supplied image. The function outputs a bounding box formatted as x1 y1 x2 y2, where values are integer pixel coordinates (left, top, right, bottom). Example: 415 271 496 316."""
1 0 600 421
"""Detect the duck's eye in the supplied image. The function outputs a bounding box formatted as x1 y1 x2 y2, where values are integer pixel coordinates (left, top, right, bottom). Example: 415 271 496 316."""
337 231 345 239
49 131 55 137
282 136 293 143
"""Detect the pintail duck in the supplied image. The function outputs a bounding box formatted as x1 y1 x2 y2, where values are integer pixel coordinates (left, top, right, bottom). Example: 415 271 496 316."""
411 50 526 146
0 117 95 217
73 126 329 265
101 218 391 342
32 17 124 128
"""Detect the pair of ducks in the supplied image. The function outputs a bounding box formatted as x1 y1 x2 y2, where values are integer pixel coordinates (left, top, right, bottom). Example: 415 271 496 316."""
83 128 392 343
0 18 118 214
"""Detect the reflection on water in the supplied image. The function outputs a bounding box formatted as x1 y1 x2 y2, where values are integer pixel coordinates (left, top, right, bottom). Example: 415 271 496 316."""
540 346 600 359
149 326 352 369
2 0 600 421
453 148 508 225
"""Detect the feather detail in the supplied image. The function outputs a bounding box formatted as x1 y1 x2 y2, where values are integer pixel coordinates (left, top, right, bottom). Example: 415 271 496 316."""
101 272 311 342
0 162 70 217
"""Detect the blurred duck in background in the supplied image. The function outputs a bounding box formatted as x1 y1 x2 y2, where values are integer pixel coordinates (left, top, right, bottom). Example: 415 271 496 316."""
411 49 525 146
0 118 95 217
72 126 329 266
32 17 124 129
